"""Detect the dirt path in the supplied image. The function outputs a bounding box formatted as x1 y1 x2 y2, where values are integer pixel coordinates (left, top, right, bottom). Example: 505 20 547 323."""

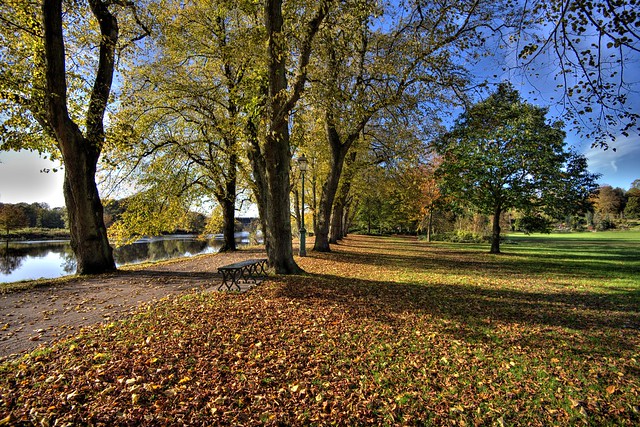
0 248 266 360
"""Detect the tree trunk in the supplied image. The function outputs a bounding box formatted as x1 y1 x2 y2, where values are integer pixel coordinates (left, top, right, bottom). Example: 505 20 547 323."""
292 187 302 235
221 150 238 252
426 209 433 242
246 118 270 256
257 0 327 272
342 198 352 238
62 151 115 274
490 207 502 254
329 201 344 244
43 0 116 275
263 0 299 273
329 151 356 243
311 168 317 235
314 112 355 251
219 196 237 252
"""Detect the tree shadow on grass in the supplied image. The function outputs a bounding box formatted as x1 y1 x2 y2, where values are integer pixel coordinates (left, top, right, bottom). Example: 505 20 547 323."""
307 240 639 285
273 273 640 359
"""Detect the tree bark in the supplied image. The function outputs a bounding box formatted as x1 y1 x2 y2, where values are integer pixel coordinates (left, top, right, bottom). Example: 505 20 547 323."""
314 125 347 251
218 183 237 252
329 201 344 244
490 206 502 254
329 151 357 243
42 0 115 274
246 118 270 256
259 0 328 273
314 109 364 251
263 0 299 273
292 187 302 235
311 166 318 235
220 149 238 252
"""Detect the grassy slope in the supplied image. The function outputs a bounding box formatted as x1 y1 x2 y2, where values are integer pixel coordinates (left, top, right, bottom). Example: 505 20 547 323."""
0 233 638 426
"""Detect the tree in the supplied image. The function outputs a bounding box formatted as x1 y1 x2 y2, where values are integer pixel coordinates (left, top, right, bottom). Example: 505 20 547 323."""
1 0 148 274
102 0 265 251
0 204 28 237
411 157 446 242
246 0 329 273
435 83 599 253
624 183 640 219
592 185 626 218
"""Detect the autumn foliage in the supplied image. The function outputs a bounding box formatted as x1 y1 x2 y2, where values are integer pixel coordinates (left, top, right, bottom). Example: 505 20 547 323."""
1 235 638 425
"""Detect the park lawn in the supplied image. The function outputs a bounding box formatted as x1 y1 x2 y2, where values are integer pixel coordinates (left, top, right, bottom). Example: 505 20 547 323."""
0 234 638 426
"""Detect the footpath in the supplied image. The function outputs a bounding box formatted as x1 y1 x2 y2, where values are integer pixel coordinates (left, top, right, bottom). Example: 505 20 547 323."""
0 248 266 360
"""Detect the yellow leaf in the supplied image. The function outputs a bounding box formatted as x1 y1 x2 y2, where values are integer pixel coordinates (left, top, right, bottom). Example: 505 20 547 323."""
290 384 299 393
606 385 617 395
131 393 140 405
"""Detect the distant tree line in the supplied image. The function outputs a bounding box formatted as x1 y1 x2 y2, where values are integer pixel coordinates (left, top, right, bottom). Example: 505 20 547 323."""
349 178 640 240
0 202 67 237
587 180 640 230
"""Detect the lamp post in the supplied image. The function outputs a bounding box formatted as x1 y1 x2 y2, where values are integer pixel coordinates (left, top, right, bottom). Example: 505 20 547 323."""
297 154 308 256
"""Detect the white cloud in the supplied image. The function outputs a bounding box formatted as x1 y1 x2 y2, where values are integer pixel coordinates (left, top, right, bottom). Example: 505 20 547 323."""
584 134 640 174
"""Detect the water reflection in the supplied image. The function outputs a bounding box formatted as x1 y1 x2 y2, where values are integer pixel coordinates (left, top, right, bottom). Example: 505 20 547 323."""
0 234 249 283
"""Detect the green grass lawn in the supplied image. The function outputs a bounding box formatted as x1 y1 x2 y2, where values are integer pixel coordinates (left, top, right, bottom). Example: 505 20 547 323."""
1 233 638 426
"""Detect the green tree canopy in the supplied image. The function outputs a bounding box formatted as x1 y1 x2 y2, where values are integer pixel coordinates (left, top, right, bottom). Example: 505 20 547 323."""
434 82 599 253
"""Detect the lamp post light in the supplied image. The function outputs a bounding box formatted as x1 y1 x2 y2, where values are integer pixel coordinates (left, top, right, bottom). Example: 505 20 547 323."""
297 154 309 256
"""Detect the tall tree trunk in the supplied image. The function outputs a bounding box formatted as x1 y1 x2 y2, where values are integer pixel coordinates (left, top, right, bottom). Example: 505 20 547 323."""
329 151 356 243
258 0 327 272
314 108 365 251
221 150 238 252
426 209 433 242
264 0 298 273
343 197 355 238
62 149 114 274
490 206 502 254
43 0 116 275
219 191 237 252
246 118 270 256
311 167 317 236
329 201 344 244
315 128 347 251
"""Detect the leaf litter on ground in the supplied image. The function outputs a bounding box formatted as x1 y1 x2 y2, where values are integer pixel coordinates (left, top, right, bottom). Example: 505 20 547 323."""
0 234 638 426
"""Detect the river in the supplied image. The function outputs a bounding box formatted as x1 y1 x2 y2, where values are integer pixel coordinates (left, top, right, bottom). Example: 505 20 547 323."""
0 233 252 284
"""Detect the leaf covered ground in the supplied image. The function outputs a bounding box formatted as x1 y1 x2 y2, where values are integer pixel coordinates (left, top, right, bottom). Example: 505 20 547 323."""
1 234 638 426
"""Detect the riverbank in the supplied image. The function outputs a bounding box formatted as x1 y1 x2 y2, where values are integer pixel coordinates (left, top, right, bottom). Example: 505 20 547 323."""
2 227 70 241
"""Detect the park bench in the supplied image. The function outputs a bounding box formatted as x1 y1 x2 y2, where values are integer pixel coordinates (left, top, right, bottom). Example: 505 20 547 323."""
217 258 268 291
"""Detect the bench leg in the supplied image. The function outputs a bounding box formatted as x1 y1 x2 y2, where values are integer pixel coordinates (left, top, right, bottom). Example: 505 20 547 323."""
218 270 240 291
